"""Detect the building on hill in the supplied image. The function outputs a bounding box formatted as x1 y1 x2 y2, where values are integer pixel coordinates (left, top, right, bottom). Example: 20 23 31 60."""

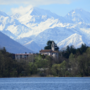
15 53 31 60
40 41 58 58
15 53 37 60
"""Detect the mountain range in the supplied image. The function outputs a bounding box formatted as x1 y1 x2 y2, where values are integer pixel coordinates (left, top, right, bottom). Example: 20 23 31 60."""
0 7 90 53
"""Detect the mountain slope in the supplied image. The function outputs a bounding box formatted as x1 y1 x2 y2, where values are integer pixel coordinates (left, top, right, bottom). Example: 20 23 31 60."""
57 33 84 50
12 7 65 25
65 9 90 24
14 8 90 51
0 31 33 53
24 40 41 52
0 8 90 52
33 27 76 47
0 11 31 39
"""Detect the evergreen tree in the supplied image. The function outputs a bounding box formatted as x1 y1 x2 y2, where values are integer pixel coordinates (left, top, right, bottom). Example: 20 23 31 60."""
44 40 59 51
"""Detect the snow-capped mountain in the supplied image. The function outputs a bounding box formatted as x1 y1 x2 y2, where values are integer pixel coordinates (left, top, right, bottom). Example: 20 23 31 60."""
12 6 65 25
11 6 68 39
0 31 33 53
65 9 90 24
0 11 31 39
33 27 76 47
57 33 84 50
0 7 90 52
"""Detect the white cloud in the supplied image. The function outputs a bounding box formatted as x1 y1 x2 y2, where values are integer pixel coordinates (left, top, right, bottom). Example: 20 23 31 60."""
11 5 33 15
0 0 76 5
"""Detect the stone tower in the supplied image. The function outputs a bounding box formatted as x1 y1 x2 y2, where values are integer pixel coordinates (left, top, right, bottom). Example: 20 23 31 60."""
51 41 55 51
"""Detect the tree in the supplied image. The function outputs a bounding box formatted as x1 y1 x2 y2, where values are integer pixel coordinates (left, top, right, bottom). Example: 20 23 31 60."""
80 44 88 54
28 62 37 75
51 64 59 76
59 60 67 76
2 47 7 54
69 53 79 76
51 61 67 77
44 40 59 51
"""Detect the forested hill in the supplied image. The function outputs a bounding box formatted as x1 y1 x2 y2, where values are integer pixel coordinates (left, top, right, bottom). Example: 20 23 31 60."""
0 45 90 77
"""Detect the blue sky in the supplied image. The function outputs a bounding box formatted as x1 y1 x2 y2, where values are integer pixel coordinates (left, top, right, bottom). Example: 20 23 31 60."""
0 0 90 16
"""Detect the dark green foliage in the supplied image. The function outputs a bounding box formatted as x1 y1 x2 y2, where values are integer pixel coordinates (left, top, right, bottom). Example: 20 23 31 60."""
44 40 52 49
28 62 37 75
0 44 90 77
62 44 88 58
78 44 88 54
44 40 59 51
0 47 25 77
0 47 36 77
35 55 49 68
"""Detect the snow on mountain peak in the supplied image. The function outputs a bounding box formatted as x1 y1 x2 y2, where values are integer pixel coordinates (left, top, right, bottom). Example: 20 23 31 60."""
12 5 33 16
12 6 63 26
57 33 84 49
65 9 90 23
11 6 34 25
6 25 17 34
0 8 90 52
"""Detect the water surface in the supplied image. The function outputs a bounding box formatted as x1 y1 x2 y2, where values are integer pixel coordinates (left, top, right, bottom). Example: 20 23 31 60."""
0 77 90 90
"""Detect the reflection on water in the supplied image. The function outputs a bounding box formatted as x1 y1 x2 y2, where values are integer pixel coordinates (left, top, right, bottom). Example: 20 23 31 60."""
0 77 90 90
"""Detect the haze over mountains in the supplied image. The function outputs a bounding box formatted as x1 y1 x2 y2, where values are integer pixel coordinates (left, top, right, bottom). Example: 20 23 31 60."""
0 6 90 53
0 32 33 53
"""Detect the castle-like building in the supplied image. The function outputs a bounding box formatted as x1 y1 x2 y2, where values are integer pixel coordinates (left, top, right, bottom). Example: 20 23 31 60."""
15 41 58 60
40 41 58 58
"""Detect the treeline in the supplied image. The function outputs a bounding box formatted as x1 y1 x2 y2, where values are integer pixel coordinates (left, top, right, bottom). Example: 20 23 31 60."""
61 44 88 59
0 47 25 77
52 44 90 77
0 44 90 77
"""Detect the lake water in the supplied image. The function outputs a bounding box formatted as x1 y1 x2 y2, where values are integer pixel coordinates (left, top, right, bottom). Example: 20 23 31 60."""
0 77 90 90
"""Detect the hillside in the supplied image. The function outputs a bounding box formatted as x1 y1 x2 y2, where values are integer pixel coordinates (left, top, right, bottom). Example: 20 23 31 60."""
0 31 33 53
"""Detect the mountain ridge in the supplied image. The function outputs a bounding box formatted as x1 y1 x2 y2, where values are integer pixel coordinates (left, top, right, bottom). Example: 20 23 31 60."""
0 8 90 52
0 31 33 53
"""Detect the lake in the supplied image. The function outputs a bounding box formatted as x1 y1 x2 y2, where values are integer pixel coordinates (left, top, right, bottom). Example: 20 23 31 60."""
0 77 90 90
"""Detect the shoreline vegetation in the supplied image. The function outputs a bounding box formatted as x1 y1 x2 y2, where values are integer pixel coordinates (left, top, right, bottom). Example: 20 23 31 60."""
0 75 90 78
0 44 90 77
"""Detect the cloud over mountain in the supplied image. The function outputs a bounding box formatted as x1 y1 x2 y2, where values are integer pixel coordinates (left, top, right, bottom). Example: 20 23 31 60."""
11 6 33 15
